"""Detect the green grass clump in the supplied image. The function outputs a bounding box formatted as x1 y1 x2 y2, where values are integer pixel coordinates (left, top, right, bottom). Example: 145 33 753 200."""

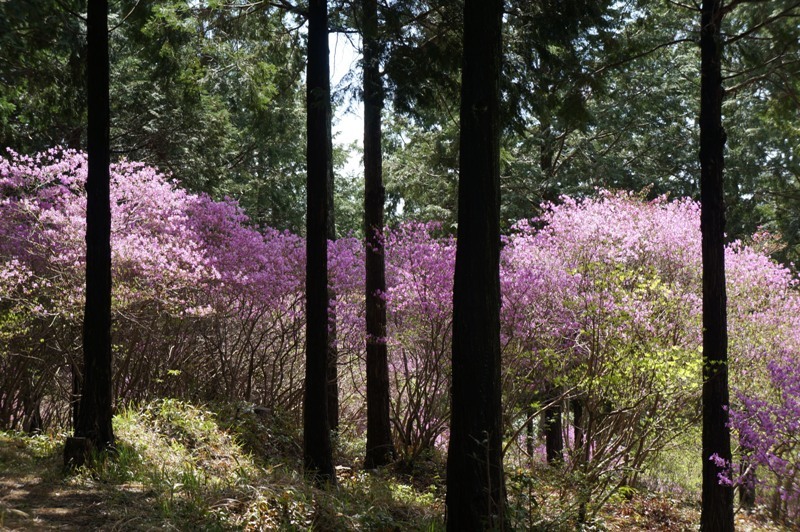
68 399 256 529
0 431 62 475
76 399 446 530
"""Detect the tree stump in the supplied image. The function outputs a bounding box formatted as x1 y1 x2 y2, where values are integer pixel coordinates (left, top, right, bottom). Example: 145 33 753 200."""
63 436 92 471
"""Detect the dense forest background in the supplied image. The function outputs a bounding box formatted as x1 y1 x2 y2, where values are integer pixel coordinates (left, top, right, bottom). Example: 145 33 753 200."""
2 0 798 257
1 0 800 529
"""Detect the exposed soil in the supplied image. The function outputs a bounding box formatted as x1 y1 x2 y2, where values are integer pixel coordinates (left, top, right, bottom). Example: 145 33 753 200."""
0 435 144 531
0 475 108 531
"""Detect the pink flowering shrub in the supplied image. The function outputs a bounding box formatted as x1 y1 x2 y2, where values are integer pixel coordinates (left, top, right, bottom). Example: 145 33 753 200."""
383 223 455 461
0 148 308 428
2 149 799 517
500 192 707 514
499 191 800 517
334 223 455 462
724 243 800 520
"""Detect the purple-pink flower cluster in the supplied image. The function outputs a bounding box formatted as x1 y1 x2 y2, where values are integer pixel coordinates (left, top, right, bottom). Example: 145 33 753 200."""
2 150 799 503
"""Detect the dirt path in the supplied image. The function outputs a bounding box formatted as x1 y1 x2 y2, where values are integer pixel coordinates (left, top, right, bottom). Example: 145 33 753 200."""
0 474 110 531
0 435 125 531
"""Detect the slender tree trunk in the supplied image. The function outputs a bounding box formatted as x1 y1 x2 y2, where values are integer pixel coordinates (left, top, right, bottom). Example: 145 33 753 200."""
363 0 394 470
573 397 585 454
739 453 756 511
304 0 336 486
66 0 115 466
445 0 505 528
525 406 535 459
699 0 734 529
70 359 81 430
544 396 563 464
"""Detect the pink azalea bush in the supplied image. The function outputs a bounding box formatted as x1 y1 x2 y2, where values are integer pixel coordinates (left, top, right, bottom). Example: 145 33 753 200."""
334 223 455 461
724 242 800 518
0 148 308 427
2 150 799 517
500 192 707 513
383 223 455 461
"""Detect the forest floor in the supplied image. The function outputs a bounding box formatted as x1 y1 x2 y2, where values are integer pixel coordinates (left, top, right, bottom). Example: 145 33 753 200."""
0 431 170 531
0 401 790 531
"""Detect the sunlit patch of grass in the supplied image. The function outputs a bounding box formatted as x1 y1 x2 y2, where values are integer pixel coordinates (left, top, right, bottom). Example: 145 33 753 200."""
63 399 259 528
92 399 445 530
4 407 794 531
0 431 61 469
207 401 446 530
3 401 446 530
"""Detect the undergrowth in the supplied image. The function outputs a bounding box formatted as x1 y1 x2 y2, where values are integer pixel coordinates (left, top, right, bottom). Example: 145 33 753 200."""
2 400 791 530
84 399 444 530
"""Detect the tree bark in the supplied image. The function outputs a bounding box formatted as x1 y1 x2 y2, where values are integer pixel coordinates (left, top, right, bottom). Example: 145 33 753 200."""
699 0 734 529
544 397 564 464
326 49 338 431
739 454 756 511
304 0 336 486
525 406 535 459
573 397 585 454
445 0 506 528
363 0 395 470
69 0 115 464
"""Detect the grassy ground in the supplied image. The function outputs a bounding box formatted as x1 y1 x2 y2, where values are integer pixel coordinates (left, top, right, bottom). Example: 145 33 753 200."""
0 400 789 530
1 400 444 531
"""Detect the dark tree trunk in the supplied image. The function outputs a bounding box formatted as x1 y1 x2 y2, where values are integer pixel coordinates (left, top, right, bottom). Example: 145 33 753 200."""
326 45 338 431
573 397 585 455
67 0 115 468
699 0 734 530
544 397 563 464
445 0 505 528
739 453 756 511
304 0 336 486
362 0 395 470
326 286 339 432
539 121 554 180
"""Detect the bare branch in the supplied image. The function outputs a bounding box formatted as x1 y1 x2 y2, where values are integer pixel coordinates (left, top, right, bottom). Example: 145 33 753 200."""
55 0 86 22
110 0 142 33
592 38 695 77
724 1 800 45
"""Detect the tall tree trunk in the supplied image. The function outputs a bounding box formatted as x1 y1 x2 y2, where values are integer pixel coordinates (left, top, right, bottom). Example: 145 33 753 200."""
525 406 535 459
304 0 336 486
699 0 734 529
544 396 564 464
445 0 505 528
326 149 338 432
363 0 394 470
68 0 115 462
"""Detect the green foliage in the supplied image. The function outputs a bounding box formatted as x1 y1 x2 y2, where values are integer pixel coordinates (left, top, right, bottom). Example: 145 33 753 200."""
1 1 311 231
0 431 61 475
111 1 309 230
0 0 85 150
641 426 702 497
383 114 459 228
505 463 607 531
